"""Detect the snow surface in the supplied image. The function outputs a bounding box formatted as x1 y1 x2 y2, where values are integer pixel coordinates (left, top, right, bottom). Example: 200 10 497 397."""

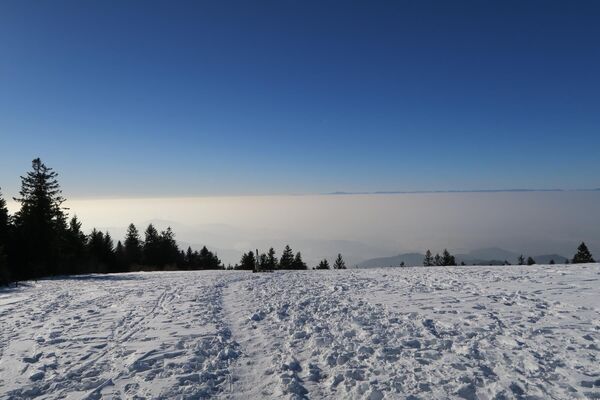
1 264 599 399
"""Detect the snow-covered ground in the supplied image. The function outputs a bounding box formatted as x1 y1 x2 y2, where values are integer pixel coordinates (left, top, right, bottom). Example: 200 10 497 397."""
1 264 599 399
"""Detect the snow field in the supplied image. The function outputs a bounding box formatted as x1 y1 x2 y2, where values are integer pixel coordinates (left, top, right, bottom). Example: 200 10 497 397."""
1 264 599 399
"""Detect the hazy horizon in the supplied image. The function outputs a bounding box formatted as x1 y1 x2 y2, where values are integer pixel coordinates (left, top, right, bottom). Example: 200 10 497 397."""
8 191 599 266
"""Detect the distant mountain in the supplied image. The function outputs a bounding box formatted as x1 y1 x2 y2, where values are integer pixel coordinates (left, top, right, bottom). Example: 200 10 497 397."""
531 254 568 264
357 247 569 268
455 247 520 264
357 253 425 268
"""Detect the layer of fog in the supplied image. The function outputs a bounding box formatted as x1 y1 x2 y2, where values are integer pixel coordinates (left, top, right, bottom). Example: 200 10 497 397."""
8 192 600 267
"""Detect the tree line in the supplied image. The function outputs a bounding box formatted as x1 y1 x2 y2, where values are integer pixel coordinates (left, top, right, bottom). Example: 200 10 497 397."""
0 159 595 285
0 159 349 285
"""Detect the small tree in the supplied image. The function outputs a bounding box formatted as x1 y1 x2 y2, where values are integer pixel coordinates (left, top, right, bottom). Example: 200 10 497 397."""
549 259 555 265
266 247 278 270
440 249 456 266
316 259 330 270
333 253 346 269
238 251 256 270
124 223 142 267
291 252 307 270
572 242 595 264
279 245 294 270
518 255 525 265
423 250 434 267
526 256 536 266
434 253 441 266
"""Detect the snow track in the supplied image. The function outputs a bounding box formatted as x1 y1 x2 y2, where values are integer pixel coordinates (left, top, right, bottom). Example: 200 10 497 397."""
1 264 599 399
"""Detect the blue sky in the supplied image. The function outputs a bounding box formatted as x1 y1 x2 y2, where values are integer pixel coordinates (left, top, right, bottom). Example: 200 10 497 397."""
1 0 599 197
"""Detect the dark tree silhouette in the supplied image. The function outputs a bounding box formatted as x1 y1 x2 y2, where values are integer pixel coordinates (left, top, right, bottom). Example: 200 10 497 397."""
0 189 10 285
572 242 595 264
279 245 294 270
266 247 277 270
316 259 330 270
333 253 347 269
423 250 434 267
12 158 68 279
434 253 441 266
238 251 256 270
440 249 457 266
124 223 142 267
291 252 307 270
518 255 525 265
526 256 536 266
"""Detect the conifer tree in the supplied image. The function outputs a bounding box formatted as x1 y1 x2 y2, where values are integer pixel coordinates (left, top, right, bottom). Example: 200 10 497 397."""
333 253 346 269
266 247 277 270
316 259 330 270
423 250 434 266
62 215 87 274
124 223 142 267
238 251 256 270
0 188 9 247
441 249 456 266
434 253 441 266
291 252 307 270
115 241 127 272
143 224 160 266
526 256 536 266
12 158 68 279
572 242 595 264
279 245 294 270
518 255 525 265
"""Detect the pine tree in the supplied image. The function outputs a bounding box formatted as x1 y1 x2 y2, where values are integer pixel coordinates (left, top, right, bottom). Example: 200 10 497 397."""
124 223 142 267
115 241 127 272
12 158 68 279
423 250 434 267
239 251 256 271
266 247 277 270
518 255 525 265
0 188 9 246
333 253 346 269
549 259 555 265
279 245 294 270
316 259 330 270
291 252 307 270
434 253 441 266
526 256 536 266
0 245 9 286
440 249 456 266
158 227 179 268
62 215 87 274
143 224 160 267
572 242 595 264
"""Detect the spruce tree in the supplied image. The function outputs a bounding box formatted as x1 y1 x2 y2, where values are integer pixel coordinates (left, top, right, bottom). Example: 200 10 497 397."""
0 188 9 246
572 242 595 264
333 253 346 269
316 259 330 270
12 158 68 279
124 223 142 267
423 250 434 266
239 251 256 270
518 255 525 265
143 224 160 266
526 256 536 266
115 241 127 272
434 253 441 266
441 249 456 266
291 252 307 270
266 247 277 270
279 245 294 270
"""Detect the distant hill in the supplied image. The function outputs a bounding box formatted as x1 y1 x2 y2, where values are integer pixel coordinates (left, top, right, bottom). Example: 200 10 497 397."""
357 247 568 268
357 253 425 268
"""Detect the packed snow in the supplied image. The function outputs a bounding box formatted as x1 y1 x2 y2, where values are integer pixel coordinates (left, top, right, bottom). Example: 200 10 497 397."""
1 264 599 399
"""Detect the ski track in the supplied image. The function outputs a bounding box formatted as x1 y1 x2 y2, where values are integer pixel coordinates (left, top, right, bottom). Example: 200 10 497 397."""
0 264 599 399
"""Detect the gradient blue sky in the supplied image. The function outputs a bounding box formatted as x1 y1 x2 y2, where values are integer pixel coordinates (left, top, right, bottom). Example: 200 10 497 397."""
1 0 599 197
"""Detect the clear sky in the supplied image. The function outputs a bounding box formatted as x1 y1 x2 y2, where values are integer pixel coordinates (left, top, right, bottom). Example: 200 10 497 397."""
1 1 599 197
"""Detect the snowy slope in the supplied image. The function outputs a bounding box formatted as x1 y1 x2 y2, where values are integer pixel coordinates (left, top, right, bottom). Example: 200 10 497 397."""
1 264 599 399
